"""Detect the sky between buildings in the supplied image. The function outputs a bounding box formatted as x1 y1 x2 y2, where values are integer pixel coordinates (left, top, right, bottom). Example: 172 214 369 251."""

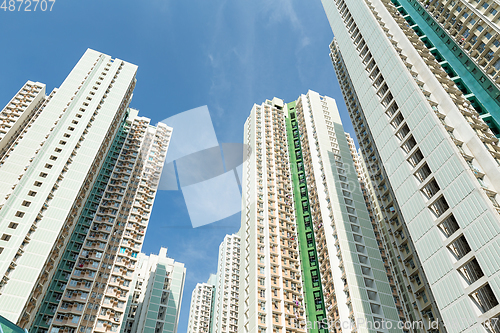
0 1 355 332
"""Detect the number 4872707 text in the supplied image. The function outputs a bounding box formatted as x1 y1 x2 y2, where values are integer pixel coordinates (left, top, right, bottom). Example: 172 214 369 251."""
1 0 56 11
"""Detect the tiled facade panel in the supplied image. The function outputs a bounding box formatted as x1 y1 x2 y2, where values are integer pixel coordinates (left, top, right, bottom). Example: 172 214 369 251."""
323 0 500 328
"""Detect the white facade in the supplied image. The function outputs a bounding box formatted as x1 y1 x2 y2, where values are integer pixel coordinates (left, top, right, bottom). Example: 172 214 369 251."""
212 234 240 333
121 248 186 333
290 90 402 332
187 278 215 333
0 49 138 324
239 97 308 333
0 81 46 159
323 0 500 330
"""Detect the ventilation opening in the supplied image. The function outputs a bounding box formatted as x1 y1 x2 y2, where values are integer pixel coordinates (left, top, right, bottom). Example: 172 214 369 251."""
429 195 449 218
458 258 484 285
421 179 441 199
396 124 411 141
385 101 399 117
483 315 500 333
364 278 375 288
401 135 417 154
367 290 378 301
408 148 424 167
470 283 499 313
1 234 11 241
447 235 471 260
438 214 460 238
415 163 432 182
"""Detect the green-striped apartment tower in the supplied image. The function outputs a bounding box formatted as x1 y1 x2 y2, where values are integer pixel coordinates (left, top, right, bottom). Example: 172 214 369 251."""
285 101 328 333
285 90 403 333
30 111 132 333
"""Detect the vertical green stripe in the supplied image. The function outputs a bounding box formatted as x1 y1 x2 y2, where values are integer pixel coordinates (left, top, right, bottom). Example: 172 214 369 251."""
285 102 328 333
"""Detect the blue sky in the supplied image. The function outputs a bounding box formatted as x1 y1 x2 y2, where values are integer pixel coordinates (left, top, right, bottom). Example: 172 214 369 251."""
0 1 355 331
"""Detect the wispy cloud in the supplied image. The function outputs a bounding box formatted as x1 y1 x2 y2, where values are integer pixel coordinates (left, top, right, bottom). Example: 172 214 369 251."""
260 0 310 48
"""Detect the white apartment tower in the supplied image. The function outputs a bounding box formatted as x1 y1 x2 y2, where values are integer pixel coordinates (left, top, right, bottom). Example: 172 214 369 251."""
285 91 402 332
212 234 240 333
0 49 173 333
121 248 186 333
187 276 216 333
239 97 307 333
0 49 137 325
323 0 500 330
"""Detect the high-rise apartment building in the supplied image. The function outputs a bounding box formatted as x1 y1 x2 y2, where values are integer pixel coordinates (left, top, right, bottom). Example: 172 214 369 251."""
212 234 240 333
187 275 216 333
239 97 308 333
121 248 186 333
239 90 403 333
0 49 173 333
286 91 404 332
31 109 171 333
385 0 500 136
323 0 500 330
0 49 137 324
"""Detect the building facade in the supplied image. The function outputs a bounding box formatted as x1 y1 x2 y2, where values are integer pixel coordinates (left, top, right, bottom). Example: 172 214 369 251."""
323 0 500 330
388 0 500 136
187 276 216 333
239 91 404 333
0 49 173 333
239 97 308 333
285 91 403 332
0 49 137 325
212 234 240 333
120 248 186 333
331 40 444 331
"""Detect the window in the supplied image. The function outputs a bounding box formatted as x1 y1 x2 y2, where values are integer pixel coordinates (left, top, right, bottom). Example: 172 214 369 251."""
21 201 31 207
59 140 67 145
34 181 42 187
489 8 498 15
28 191 37 196
494 59 500 70
1 234 11 241
8 222 18 229
45 164 53 169
477 42 486 53
40 172 48 178
15 211 25 218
